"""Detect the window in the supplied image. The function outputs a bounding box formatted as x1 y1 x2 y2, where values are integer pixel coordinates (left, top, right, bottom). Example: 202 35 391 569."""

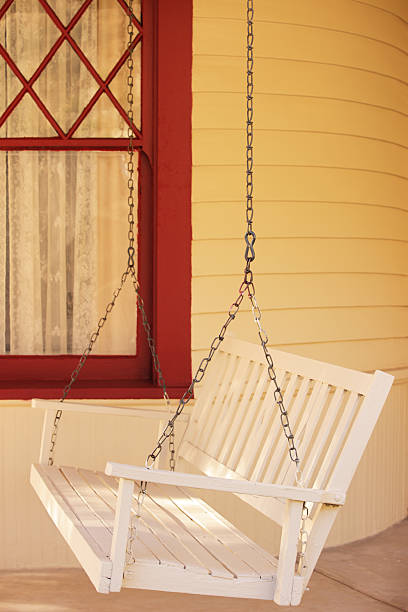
0 0 192 399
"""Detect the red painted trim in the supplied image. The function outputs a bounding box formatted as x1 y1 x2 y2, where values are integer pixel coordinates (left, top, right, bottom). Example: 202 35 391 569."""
115 0 143 33
153 0 192 389
0 0 15 21
0 46 65 136
0 138 142 151
0 0 193 399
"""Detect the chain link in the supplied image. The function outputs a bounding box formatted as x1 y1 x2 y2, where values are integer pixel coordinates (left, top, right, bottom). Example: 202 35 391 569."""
126 480 147 565
48 270 130 465
145 0 301 475
48 0 173 469
127 0 136 270
296 502 309 572
145 285 247 468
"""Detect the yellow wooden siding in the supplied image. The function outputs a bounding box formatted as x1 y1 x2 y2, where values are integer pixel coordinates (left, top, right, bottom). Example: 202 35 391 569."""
191 0 408 546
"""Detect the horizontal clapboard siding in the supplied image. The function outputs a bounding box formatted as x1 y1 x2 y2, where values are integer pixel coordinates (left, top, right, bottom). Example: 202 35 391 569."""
191 0 408 547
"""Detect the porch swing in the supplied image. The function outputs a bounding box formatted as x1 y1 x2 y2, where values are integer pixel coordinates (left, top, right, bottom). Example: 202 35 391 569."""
30 0 393 606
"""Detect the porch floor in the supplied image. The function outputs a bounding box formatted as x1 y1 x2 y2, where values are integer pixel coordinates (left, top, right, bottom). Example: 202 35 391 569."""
0 519 406 611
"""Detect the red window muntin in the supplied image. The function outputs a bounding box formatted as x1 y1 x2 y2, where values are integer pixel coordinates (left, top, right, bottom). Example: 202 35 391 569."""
0 0 192 399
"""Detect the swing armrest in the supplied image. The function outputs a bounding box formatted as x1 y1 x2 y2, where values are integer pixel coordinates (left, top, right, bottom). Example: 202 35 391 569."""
105 463 345 505
32 398 190 422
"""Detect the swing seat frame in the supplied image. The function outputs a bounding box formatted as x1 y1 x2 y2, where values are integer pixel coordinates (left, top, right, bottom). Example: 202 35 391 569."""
31 336 393 605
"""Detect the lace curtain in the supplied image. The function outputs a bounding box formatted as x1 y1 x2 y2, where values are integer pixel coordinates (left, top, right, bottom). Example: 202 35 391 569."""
0 1 137 355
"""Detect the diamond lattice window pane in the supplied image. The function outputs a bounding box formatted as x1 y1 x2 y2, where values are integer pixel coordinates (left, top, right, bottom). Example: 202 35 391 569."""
71 0 134 81
0 60 23 122
74 93 130 138
45 0 88 26
0 0 61 80
109 44 141 130
1 93 57 137
32 40 99 134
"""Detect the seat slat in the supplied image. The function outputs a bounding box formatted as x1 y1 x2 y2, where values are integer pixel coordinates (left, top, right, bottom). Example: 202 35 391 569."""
61 467 116 530
136 483 235 579
99 473 209 573
154 483 261 580
44 466 113 557
177 486 278 579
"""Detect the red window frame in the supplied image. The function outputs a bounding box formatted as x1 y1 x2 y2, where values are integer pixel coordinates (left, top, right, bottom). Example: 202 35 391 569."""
0 0 192 399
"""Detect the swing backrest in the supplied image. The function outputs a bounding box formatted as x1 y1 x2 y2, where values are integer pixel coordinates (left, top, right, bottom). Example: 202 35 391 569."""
179 336 393 526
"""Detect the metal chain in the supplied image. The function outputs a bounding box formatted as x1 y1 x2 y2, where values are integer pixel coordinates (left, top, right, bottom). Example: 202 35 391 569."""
126 480 147 565
48 270 130 465
48 0 173 468
145 285 247 467
297 502 309 572
145 0 301 476
127 0 136 270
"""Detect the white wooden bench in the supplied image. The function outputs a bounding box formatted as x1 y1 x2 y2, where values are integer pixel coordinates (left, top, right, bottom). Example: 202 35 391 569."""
31 336 393 605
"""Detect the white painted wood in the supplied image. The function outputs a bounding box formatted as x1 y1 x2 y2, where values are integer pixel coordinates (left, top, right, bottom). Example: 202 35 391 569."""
146 484 235 579
83 470 162 568
328 370 394 491
301 387 345 487
110 478 134 592
236 369 286 480
313 392 359 491
180 440 287 525
38 408 57 464
207 356 252 462
31 336 394 605
219 337 372 394
262 380 324 485
195 352 237 451
274 500 304 605
156 483 260 579
105 463 345 504
297 503 341 600
30 464 112 593
123 564 276 599
182 488 279 575
32 398 189 421
217 360 261 467
227 361 267 471
250 376 310 483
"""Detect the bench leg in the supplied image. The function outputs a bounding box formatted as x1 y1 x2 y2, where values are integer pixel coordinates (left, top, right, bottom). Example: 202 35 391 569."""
110 478 134 592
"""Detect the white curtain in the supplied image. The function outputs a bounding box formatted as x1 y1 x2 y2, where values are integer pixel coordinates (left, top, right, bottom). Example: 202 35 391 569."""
0 1 97 354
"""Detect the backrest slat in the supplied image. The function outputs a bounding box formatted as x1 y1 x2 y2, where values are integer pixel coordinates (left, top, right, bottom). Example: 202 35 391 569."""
218 360 264 468
251 376 309 482
205 357 252 460
233 367 270 476
235 369 286 480
194 352 237 451
227 362 266 472
299 387 345 488
313 391 359 491
180 337 393 519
